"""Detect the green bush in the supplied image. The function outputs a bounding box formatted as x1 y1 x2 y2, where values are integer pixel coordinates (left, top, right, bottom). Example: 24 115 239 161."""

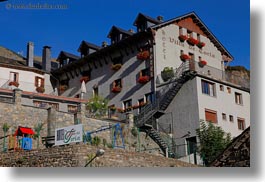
91 136 101 146
161 67 174 82
87 95 109 118
131 127 138 137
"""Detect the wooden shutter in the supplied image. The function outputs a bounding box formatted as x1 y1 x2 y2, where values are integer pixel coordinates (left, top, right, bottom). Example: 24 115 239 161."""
205 109 217 123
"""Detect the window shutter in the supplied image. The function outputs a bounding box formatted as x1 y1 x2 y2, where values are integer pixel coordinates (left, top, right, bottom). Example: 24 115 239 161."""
205 109 217 123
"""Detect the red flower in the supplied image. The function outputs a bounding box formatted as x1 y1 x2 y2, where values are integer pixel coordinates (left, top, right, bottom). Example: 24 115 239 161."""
180 54 191 61
178 35 188 42
138 76 150 84
199 60 207 67
137 50 150 60
187 37 199 46
112 86 121 93
197 42 206 48
80 76 90 83
8 81 19 87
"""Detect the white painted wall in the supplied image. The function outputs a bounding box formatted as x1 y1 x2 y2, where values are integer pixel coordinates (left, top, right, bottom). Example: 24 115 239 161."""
0 67 53 94
154 24 223 76
196 76 250 137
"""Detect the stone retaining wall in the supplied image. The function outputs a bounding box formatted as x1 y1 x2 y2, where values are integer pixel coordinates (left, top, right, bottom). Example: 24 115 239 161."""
0 144 197 167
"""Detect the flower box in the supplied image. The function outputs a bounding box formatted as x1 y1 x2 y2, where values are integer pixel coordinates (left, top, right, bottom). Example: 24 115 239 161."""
80 76 90 83
180 54 191 61
137 50 150 60
36 87 45 93
178 35 188 42
197 41 206 48
111 64 122 71
111 86 121 93
199 60 207 67
161 67 174 82
187 37 199 46
8 81 19 87
138 76 150 84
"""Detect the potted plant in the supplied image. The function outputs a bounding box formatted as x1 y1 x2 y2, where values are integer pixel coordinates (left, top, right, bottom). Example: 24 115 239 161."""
161 67 174 82
36 86 45 93
111 64 122 71
8 81 19 87
178 35 188 42
137 50 150 60
80 76 90 83
187 37 199 46
199 60 207 67
111 86 121 93
180 54 191 61
197 41 206 48
138 76 150 84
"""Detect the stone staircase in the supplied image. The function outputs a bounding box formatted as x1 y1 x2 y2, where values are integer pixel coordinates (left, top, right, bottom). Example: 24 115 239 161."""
134 62 196 157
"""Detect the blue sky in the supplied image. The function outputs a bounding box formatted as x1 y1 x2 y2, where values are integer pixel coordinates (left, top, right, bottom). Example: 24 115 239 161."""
0 0 250 69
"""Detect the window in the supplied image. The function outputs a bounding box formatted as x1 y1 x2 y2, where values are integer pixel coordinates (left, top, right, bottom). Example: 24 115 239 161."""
229 115 234 122
108 104 116 116
187 30 192 38
10 72 19 82
33 100 59 111
113 79 122 88
179 27 183 35
220 85 224 91
227 87 231 94
237 118 245 130
235 92 243 105
138 98 145 112
68 105 77 113
35 76 44 87
222 113 227 121
186 137 197 154
140 68 150 77
93 87 99 97
123 99 132 111
205 109 217 123
197 34 201 42
145 92 154 104
201 80 216 97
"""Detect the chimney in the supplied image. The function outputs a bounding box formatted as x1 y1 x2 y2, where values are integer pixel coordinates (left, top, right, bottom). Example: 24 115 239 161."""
26 42 34 67
42 46 51 72
102 41 108 48
157 15 164 22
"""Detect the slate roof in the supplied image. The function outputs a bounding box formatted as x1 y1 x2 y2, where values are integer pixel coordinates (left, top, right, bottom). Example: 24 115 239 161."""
107 26 134 38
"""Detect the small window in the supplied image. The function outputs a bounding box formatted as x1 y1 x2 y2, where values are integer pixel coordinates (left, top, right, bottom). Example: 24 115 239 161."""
140 68 150 77
138 98 145 112
227 87 231 94
197 34 201 42
35 76 44 87
187 30 192 38
123 99 132 111
180 50 184 55
93 87 99 97
237 118 245 130
145 92 154 104
222 113 227 121
220 85 224 91
10 72 19 82
113 79 122 88
201 80 216 97
205 109 217 123
229 115 234 122
235 92 243 105
68 105 77 113
179 27 183 35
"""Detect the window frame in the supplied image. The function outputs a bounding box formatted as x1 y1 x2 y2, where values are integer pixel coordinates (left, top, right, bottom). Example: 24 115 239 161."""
237 117 245 130
235 92 243 105
201 80 216 97
10 72 19 82
35 76 44 87
205 109 218 123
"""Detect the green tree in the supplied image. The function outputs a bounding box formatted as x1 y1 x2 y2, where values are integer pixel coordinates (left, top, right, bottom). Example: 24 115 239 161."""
196 121 232 166
2 123 10 152
87 95 108 118
33 123 44 149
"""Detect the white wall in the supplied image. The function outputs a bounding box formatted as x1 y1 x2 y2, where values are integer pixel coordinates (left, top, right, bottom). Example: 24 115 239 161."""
154 24 223 76
196 76 250 137
0 67 53 94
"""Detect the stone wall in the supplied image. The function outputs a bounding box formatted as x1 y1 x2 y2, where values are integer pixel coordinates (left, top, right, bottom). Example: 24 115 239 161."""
0 143 197 167
0 89 162 156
